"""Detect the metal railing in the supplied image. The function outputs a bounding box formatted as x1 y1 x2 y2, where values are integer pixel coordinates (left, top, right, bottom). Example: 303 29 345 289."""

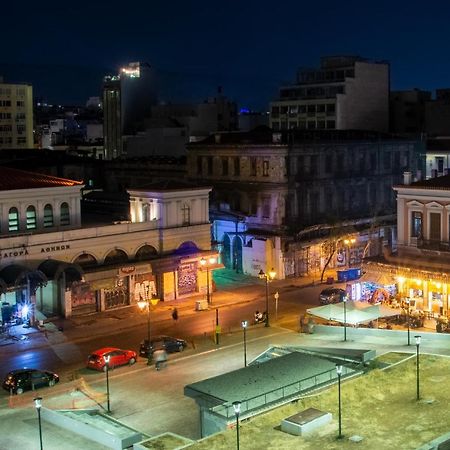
417 239 450 252
211 366 350 420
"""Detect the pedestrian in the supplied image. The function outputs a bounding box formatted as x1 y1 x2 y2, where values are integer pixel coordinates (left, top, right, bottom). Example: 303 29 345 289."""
172 308 178 322
154 348 168 370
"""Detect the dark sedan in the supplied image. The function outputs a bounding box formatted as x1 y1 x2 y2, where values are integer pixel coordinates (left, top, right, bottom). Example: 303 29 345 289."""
139 335 187 357
319 287 348 305
2 368 59 395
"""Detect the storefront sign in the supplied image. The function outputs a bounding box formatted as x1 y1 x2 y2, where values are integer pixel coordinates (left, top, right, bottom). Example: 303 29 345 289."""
1 248 29 259
41 244 70 253
119 266 136 275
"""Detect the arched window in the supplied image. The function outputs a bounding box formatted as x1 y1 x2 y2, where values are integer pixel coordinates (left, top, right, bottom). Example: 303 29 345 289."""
135 245 158 261
26 205 37 230
73 253 97 268
8 207 19 232
44 204 54 228
104 249 128 265
60 202 70 226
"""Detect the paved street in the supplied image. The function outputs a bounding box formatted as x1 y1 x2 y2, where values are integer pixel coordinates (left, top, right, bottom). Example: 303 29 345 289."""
0 268 446 449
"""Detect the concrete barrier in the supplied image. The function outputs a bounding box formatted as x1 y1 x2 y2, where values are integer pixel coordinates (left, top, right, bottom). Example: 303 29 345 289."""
314 324 450 345
40 407 143 450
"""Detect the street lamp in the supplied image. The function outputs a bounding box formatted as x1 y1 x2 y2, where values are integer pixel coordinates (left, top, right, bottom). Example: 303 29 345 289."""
232 401 241 450
200 256 216 305
258 268 276 327
415 335 421 400
343 295 348 342
406 298 411 346
104 354 111 413
343 238 356 268
241 320 248 367
138 297 151 344
336 364 343 439
34 396 43 450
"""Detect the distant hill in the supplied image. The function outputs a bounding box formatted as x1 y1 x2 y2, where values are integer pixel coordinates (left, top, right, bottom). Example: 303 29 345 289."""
0 62 276 111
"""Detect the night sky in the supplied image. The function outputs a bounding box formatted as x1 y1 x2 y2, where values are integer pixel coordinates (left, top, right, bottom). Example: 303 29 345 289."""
3 0 450 110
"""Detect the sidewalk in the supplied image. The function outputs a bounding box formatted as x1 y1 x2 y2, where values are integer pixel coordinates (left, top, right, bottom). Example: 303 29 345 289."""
0 269 340 353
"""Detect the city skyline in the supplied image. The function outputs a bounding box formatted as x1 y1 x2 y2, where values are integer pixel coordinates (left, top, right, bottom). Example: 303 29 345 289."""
3 0 450 109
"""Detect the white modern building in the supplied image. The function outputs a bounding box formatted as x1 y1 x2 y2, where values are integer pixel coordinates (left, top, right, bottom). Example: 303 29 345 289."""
270 56 389 132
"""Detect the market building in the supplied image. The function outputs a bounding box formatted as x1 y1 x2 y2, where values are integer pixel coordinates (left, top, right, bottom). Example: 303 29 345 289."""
0 167 216 322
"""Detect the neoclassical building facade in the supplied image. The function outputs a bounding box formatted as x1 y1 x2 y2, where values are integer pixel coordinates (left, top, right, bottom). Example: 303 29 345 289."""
0 168 215 319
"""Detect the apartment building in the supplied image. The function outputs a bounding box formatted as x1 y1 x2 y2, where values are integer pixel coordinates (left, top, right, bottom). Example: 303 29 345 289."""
0 78 33 149
270 56 389 133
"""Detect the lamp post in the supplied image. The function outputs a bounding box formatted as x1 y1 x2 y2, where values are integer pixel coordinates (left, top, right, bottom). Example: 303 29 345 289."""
104 354 111 413
406 298 411 346
343 238 356 268
232 401 241 450
274 291 279 321
258 268 276 327
336 364 343 439
415 335 421 400
343 295 348 342
138 297 151 344
34 396 43 450
241 320 248 367
201 256 216 305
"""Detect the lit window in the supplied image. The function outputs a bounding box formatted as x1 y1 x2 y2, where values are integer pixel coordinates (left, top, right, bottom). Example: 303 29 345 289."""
181 203 190 226
60 202 70 226
44 204 53 228
8 207 19 231
26 206 37 229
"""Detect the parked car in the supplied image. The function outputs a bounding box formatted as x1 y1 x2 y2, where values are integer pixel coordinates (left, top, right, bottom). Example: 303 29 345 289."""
319 288 348 305
86 347 137 372
139 335 187 358
2 368 59 395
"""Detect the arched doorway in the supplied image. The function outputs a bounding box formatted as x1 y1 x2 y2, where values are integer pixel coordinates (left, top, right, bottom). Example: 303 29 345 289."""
232 236 243 273
223 235 231 269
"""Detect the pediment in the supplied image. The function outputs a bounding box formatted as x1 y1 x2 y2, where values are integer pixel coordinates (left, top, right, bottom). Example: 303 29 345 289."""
425 201 444 209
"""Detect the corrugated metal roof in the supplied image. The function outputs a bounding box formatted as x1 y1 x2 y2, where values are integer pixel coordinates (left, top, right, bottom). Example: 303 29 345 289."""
0 167 83 191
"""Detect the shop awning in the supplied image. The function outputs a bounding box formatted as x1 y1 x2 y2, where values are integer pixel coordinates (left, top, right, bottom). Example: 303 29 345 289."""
358 271 397 286
38 259 83 283
0 264 47 289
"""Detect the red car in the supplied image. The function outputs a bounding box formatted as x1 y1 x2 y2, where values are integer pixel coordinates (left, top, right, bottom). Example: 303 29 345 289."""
86 347 137 372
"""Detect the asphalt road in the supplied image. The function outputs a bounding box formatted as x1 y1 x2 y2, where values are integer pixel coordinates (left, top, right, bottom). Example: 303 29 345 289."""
0 283 326 389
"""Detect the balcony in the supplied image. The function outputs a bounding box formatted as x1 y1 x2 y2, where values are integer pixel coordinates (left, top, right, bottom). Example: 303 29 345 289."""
417 239 450 252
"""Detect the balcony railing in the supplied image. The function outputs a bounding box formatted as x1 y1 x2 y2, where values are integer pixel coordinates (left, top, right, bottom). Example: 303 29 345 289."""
417 239 450 252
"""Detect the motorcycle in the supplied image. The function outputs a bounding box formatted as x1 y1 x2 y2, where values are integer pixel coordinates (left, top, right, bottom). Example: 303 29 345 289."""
254 311 267 324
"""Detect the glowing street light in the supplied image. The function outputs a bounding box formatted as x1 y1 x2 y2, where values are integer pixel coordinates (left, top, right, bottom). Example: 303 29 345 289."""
34 396 43 450
104 354 111 413
336 364 343 439
232 401 241 450
406 298 411 346
138 294 159 365
415 335 421 400
241 320 248 367
258 268 276 327
343 238 356 268
343 295 348 342
200 256 217 305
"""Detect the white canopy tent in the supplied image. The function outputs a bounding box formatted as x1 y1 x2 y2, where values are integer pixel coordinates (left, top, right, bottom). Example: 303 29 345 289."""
306 301 399 325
